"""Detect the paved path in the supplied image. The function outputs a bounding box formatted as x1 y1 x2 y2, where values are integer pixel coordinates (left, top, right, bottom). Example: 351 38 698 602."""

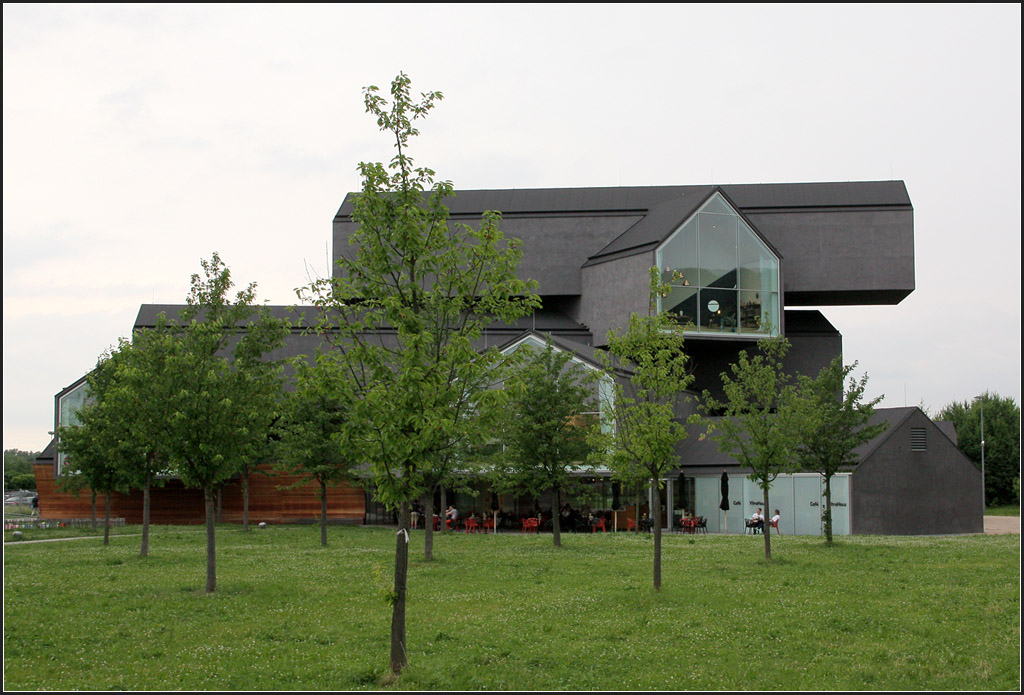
4 533 141 545
984 515 1020 535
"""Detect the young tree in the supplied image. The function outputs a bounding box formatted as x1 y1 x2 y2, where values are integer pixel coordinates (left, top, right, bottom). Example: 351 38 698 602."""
937 392 1021 507
703 337 796 561
230 310 289 532
155 253 288 592
302 73 538 675
275 351 361 547
590 269 696 589
102 330 178 557
791 357 888 544
494 341 596 548
56 350 135 546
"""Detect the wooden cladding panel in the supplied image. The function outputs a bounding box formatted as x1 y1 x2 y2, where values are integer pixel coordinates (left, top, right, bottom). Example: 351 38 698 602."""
33 463 365 525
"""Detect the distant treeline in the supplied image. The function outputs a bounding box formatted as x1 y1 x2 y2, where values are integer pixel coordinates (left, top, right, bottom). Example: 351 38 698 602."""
5 449 40 490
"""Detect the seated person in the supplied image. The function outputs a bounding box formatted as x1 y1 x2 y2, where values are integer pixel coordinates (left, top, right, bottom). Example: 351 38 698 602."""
749 508 764 533
639 513 653 533
770 509 780 531
445 505 459 529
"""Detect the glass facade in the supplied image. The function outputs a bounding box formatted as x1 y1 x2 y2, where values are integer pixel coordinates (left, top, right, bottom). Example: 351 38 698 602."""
57 381 90 474
500 334 613 432
656 192 780 336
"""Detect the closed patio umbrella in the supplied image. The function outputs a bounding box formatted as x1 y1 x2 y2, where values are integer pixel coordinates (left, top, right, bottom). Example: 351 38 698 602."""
719 471 730 533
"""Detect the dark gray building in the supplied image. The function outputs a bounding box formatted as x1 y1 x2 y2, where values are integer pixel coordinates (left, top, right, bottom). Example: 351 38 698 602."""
334 180 981 535
45 180 983 534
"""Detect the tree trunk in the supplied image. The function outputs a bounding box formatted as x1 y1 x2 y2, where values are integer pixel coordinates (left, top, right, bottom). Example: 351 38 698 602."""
823 474 834 545
552 486 562 548
90 490 97 532
389 500 411 675
103 493 111 546
634 486 641 533
439 486 448 532
763 486 772 561
140 472 151 557
651 479 662 590
204 487 217 593
216 487 223 524
422 491 435 561
242 471 250 532
320 479 328 547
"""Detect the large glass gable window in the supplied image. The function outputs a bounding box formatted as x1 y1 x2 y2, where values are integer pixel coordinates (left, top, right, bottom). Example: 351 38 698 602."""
656 192 780 336
57 381 90 474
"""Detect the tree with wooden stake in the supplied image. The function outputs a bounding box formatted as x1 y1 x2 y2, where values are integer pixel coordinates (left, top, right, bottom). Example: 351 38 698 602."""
300 73 538 676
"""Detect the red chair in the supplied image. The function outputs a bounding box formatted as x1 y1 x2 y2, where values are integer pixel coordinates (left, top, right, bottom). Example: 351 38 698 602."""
627 518 636 532
482 518 495 533
592 517 607 533
522 517 540 533
769 518 780 535
464 518 479 533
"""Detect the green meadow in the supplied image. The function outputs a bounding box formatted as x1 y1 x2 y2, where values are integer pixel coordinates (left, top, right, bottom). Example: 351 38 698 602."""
3 525 1019 691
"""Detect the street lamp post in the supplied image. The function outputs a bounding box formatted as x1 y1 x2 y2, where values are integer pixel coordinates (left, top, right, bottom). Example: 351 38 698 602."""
974 395 986 513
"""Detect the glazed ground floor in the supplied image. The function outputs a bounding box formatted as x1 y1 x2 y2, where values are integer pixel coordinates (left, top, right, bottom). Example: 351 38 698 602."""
365 472 851 536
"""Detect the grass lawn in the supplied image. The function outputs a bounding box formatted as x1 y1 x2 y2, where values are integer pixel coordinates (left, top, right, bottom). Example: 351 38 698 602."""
3 525 1019 691
986 504 1021 517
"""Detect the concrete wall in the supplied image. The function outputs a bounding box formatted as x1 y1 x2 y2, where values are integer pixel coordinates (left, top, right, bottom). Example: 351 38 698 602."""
578 252 653 346
747 208 915 305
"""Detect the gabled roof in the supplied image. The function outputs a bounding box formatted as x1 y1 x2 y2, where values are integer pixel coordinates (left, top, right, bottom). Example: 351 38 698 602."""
675 406 933 472
495 330 608 372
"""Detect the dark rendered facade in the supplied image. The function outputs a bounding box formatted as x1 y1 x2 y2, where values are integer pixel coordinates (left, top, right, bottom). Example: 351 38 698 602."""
37 180 984 535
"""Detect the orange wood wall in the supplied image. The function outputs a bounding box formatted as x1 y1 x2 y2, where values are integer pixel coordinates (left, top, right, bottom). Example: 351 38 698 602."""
34 463 366 525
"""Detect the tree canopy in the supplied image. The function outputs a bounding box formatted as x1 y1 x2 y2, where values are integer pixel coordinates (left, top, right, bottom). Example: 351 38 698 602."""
494 340 597 547
937 392 1020 506
56 346 138 545
4 450 40 490
274 350 362 547
127 253 289 589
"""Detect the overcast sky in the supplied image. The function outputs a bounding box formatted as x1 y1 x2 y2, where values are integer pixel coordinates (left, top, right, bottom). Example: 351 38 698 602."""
4 4 1021 452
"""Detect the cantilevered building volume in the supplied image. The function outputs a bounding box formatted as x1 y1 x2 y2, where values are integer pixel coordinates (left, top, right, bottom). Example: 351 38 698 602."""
34 181 984 535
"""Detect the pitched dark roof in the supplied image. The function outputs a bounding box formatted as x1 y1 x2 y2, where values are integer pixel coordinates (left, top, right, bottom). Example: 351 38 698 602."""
494 330 608 371
675 406 923 471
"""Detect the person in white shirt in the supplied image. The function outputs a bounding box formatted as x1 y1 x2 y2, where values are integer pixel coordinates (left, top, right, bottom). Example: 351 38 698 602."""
750 508 764 534
770 510 781 533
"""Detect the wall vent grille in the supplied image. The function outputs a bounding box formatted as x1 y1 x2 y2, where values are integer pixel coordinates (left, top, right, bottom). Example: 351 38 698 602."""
911 427 927 452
